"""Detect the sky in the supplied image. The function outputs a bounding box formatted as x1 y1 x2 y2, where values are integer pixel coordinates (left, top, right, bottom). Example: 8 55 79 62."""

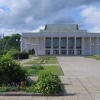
0 0 100 36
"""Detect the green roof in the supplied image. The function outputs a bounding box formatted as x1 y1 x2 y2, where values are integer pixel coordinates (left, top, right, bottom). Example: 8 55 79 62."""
40 24 87 33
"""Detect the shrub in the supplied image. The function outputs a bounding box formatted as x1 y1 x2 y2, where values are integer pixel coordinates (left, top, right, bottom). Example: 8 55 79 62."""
7 49 29 59
19 51 29 59
28 48 35 55
0 55 27 86
7 49 19 59
33 71 62 95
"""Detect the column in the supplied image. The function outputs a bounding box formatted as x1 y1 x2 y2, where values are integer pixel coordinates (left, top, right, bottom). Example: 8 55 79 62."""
89 37 92 55
36 37 39 56
96 37 99 54
44 37 46 55
67 37 69 55
74 37 77 55
20 37 23 51
59 37 61 55
82 37 85 55
51 37 53 55
29 36 31 49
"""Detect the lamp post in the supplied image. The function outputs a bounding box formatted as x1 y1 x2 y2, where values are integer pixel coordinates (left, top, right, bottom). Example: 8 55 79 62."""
16 38 20 60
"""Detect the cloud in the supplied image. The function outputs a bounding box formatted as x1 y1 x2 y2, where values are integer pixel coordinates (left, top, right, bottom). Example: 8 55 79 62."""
81 6 100 32
53 16 75 24
0 0 100 35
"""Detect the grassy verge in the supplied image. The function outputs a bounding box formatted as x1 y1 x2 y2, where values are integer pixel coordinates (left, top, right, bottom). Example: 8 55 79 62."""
38 56 57 60
87 55 100 60
23 65 63 76
25 58 58 64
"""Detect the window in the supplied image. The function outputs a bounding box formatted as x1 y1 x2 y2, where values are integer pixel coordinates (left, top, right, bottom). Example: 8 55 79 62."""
53 38 59 48
61 38 66 48
68 50 74 55
77 50 81 55
45 38 51 48
76 38 81 48
61 50 66 55
68 38 74 48
46 50 50 55
53 50 59 55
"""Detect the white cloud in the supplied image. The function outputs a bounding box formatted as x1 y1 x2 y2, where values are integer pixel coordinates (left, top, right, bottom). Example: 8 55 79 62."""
0 0 100 35
81 6 100 32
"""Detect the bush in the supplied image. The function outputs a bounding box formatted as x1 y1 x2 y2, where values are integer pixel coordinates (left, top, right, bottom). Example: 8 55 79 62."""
28 48 35 55
7 49 19 59
7 49 29 59
33 71 62 95
19 51 29 59
0 55 27 86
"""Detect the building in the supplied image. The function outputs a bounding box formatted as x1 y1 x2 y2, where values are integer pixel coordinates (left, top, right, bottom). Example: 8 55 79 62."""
21 24 100 56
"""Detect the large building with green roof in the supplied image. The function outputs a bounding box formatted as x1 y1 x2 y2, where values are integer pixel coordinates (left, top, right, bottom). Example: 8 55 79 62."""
21 24 100 56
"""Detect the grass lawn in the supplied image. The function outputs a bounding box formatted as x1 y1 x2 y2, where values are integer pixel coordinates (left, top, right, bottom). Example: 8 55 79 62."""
25 58 58 64
87 55 100 60
38 56 57 60
23 65 63 76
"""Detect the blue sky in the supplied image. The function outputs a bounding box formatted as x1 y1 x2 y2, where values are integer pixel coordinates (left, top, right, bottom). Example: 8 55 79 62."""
0 0 100 35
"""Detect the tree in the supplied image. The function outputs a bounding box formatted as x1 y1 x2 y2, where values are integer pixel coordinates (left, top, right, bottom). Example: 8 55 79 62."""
1 33 21 54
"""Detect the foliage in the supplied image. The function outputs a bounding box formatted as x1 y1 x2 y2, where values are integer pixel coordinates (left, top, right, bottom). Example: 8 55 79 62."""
28 48 35 55
19 51 29 59
7 49 29 59
1 34 21 53
7 49 19 59
0 55 27 86
0 86 26 92
33 71 62 95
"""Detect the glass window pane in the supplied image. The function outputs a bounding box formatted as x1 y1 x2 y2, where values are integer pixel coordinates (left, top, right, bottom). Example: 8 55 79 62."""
46 50 50 55
53 38 59 48
45 38 51 48
68 38 74 48
53 50 59 55
76 38 81 48
61 50 66 55
61 38 66 48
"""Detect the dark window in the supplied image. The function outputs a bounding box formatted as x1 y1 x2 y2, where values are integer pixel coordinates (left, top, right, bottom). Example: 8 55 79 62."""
61 50 66 55
77 50 81 55
68 50 74 55
45 38 51 48
53 50 59 55
68 38 74 48
76 38 81 48
61 38 66 48
46 50 50 55
53 38 59 48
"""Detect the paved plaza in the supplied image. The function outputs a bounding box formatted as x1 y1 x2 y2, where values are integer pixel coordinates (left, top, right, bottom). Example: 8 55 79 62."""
1 57 100 100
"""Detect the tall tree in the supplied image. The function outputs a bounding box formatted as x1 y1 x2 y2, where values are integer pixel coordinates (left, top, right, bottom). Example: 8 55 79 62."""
1 34 21 53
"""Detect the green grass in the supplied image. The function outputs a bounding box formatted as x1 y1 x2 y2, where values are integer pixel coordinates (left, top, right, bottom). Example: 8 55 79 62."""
87 55 100 60
38 56 56 60
25 58 58 64
23 65 63 76
43 65 63 76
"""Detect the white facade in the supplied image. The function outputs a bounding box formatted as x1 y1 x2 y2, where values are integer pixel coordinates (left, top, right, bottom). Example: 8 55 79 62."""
21 24 100 56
